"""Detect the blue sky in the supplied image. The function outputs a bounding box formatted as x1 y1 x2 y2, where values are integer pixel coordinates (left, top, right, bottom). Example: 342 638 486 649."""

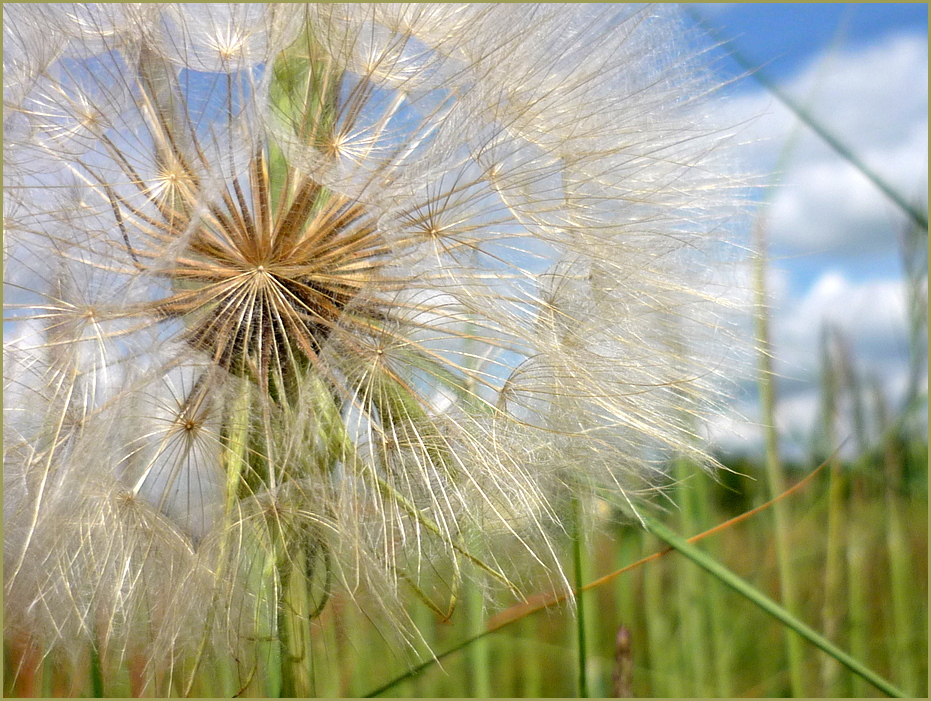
696 3 927 79
686 4 928 460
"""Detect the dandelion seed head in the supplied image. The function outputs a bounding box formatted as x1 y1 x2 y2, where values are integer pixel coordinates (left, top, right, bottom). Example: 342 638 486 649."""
5 2 749 678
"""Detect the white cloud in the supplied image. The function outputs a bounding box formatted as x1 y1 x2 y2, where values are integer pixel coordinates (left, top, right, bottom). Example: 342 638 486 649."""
796 33 928 162
776 273 909 360
774 389 821 446
701 30 928 460
723 31 927 257
767 159 908 254
714 270 922 459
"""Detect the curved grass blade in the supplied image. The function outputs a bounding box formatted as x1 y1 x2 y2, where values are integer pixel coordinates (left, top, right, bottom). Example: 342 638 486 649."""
643 515 906 698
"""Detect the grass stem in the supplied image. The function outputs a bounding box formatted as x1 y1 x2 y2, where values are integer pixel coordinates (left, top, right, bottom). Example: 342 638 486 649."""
643 515 906 698
819 326 848 695
572 498 589 698
465 581 492 697
753 228 807 696
90 641 104 699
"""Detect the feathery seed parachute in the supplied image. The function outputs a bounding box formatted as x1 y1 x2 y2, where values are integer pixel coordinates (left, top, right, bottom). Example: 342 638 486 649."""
4 3 743 690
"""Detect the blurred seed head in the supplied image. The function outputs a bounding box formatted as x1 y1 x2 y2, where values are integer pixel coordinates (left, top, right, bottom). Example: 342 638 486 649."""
4 2 748 685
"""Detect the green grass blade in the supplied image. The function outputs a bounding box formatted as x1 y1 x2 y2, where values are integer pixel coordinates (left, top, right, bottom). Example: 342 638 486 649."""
642 514 907 698
90 642 104 698
365 464 832 698
818 326 849 695
572 498 589 698
643 533 679 697
743 38 843 687
674 461 710 696
877 387 921 696
363 630 497 697
752 184 807 697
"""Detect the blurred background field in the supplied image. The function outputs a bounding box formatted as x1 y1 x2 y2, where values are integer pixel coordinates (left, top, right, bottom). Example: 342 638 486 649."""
7 442 927 697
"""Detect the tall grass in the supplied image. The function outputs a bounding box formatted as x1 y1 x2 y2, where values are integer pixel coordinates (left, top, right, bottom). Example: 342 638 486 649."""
7 442 925 697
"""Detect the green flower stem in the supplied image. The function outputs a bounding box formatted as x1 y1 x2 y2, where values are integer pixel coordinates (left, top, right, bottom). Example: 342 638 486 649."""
751 136 808 699
845 371 872 697
846 517 870 698
700 517 733 695
465 582 492 697
89 640 104 698
873 388 927 695
278 550 313 698
183 380 252 697
819 328 847 695
642 515 906 699
571 497 589 698
755 330 807 696
643 534 677 697
674 461 709 695
821 453 847 694
41 650 54 697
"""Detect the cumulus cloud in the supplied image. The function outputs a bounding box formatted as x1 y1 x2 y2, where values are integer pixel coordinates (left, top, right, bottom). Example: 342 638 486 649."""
725 31 927 257
781 274 919 450
708 28 926 461
775 273 910 372
717 271 922 459
767 160 909 254
799 34 928 161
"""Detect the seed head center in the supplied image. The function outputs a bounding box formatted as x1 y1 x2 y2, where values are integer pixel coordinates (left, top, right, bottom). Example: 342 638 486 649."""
251 264 273 286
